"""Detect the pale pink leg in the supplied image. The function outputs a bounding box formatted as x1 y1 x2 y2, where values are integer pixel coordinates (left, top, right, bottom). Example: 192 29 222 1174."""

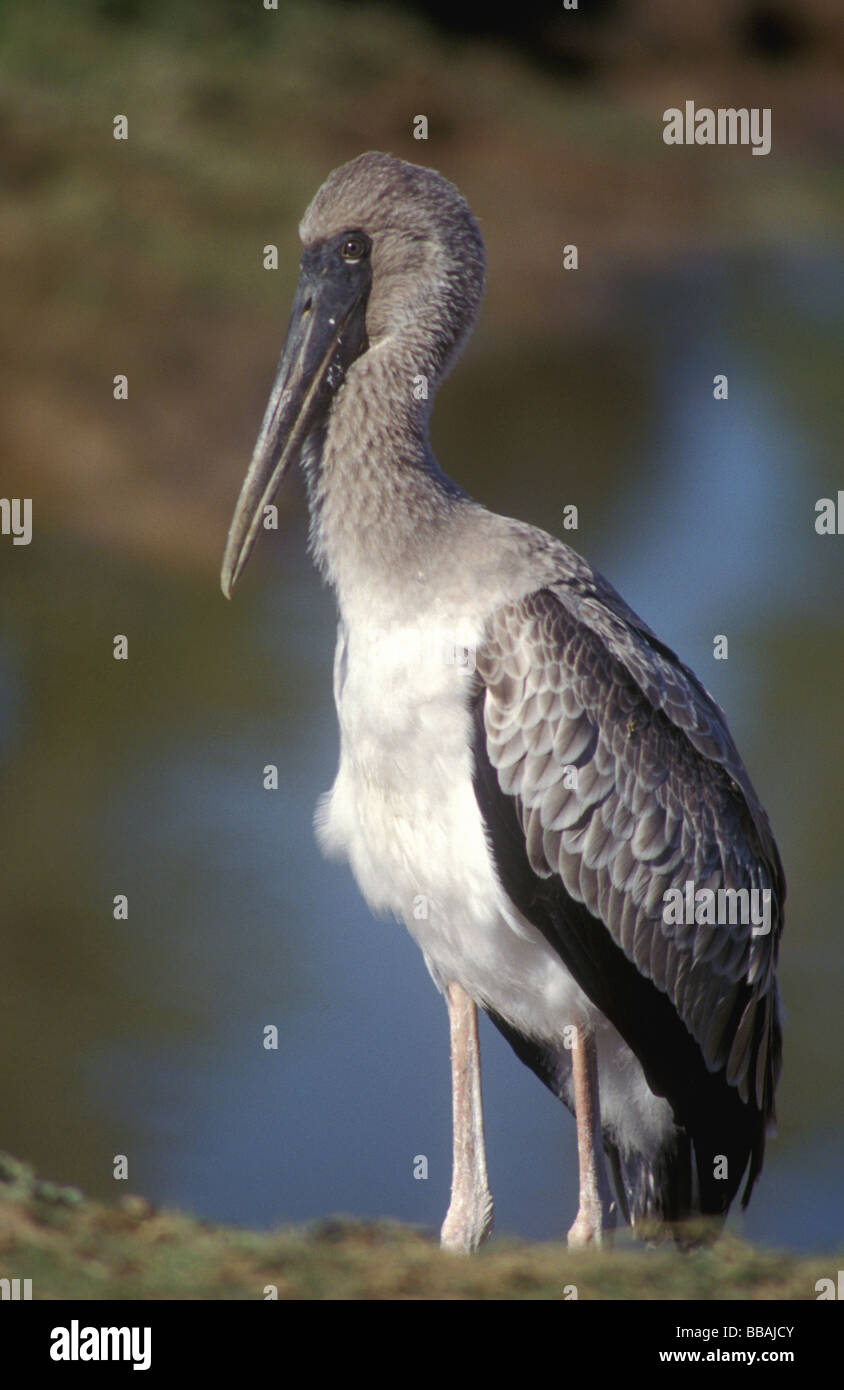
440 982 494 1253
567 1024 615 1248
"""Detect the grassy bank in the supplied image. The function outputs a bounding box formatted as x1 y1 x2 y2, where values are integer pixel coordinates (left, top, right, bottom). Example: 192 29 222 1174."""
0 1153 831 1300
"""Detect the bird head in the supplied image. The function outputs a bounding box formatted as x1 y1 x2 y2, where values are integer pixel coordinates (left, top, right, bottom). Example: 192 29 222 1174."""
221 151 485 597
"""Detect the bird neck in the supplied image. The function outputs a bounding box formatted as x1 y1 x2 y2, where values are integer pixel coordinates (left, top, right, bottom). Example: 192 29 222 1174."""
304 335 465 616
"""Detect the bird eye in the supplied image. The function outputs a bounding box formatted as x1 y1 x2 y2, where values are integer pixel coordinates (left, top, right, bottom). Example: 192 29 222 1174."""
340 235 367 264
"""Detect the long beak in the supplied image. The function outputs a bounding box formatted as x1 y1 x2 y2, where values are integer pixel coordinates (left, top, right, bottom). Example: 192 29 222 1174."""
221 257 369 597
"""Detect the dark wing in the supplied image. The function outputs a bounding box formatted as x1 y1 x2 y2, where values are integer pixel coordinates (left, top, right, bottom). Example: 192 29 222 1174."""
472 578 784 1218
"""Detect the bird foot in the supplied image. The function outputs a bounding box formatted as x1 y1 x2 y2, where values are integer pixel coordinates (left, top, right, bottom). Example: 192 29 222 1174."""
567 1197 616 1250
440 1189 494 1254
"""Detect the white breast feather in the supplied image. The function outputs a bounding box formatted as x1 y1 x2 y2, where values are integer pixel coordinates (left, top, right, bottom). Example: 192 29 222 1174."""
314 616 674 1160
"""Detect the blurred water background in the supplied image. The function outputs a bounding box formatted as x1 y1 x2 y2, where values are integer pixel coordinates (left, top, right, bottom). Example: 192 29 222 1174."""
1 0 842 1253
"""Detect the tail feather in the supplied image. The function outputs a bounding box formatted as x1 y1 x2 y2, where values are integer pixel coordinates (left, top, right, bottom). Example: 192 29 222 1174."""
604 1128 723 1247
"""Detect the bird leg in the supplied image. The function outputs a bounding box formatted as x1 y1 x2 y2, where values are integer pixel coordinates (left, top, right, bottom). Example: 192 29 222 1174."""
567 1023 616 1249
440 981 494 1253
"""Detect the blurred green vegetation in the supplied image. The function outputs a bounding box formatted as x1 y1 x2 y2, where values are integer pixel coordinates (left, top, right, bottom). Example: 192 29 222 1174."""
2 0 839 567
0 1153 832 1300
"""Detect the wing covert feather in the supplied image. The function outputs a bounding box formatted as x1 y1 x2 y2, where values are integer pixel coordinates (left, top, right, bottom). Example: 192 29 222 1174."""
477 585 784 1116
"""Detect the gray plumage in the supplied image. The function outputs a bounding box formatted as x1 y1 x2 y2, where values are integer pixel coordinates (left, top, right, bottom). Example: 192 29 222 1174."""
480 580 782 1101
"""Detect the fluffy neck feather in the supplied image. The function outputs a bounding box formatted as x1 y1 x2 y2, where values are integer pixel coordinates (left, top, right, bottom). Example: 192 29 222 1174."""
303 328 466 615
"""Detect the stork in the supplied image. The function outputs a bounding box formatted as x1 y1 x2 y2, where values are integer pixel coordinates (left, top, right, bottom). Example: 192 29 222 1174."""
221 152 784 1251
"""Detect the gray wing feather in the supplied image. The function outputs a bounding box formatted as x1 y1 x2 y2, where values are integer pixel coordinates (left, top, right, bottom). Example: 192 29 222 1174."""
478 579 784 1114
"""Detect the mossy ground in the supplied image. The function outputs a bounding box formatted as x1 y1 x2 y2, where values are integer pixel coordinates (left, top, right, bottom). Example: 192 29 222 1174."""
0 1154 830 1300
